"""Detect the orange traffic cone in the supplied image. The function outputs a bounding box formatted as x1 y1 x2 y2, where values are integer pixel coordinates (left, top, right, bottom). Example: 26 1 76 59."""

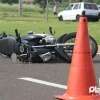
55 14 100 100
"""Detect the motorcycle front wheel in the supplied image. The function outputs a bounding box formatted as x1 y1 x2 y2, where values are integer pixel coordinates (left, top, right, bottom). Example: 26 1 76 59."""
57 32 98 63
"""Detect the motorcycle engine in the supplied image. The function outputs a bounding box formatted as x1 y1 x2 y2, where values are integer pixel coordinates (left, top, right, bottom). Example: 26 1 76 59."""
42 34 56 44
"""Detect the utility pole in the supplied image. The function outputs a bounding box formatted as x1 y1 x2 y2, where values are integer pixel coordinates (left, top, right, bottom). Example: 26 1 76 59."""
19 0 23 16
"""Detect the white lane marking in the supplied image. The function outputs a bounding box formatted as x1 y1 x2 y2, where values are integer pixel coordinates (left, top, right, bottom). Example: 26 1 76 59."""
18 77 67 89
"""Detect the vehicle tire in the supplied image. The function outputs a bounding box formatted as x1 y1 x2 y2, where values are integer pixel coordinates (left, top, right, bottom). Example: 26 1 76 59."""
76 15 80 21
57 32 98 63
98 13 100 19
89 17 99 22
58 16 63 21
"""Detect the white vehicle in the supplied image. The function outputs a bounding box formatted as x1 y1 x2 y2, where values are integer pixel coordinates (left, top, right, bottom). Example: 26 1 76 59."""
97 5 100 18
58 2 99 21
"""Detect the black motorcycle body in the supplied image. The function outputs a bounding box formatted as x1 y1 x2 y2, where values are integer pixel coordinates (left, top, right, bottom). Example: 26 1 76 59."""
0 30 98 63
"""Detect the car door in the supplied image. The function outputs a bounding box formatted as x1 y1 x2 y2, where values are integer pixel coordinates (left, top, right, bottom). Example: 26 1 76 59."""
70 3 81 20
62 4 74 20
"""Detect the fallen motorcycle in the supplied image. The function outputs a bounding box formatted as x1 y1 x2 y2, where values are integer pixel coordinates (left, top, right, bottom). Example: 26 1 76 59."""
0 27 98 63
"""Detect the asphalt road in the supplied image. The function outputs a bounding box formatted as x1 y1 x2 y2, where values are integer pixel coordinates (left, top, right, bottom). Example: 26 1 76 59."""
0 54 100 100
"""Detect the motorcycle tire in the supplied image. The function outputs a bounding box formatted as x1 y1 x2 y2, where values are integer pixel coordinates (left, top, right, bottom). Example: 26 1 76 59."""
57 32 98 63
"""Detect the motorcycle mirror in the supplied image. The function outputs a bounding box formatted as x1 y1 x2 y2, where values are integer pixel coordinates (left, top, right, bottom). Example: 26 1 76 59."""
15 29 21 43
15 29 19 37
49 26 55 35
54 30 55 34
49 26 53 35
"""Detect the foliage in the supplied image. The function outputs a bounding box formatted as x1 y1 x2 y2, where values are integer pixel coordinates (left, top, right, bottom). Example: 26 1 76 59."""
0 0 100 5
33 0 62 12
33 0 47 12
0 0 18 4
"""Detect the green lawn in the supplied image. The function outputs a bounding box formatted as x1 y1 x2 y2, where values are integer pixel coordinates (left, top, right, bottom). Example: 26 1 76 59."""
0 3 100 44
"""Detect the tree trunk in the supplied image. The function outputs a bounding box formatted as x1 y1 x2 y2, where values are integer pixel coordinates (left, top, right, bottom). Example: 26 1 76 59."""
53 0 59 15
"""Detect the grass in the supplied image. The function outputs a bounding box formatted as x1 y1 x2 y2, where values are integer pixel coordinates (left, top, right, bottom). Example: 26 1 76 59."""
0 3 100 44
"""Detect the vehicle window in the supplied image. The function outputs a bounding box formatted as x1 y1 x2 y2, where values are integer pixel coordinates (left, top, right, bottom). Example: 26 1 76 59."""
84 4 98 10
78 4 81 9
73 4 81 9
73 4 79 9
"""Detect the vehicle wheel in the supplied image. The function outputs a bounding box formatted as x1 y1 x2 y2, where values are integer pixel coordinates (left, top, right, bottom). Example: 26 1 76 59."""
58 16 63 21
57 32 98 63
90 17 99 22
98 13 100 19
76 15 80 21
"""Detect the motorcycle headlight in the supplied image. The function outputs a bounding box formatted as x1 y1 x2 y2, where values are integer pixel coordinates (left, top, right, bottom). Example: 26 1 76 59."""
44 35 56 44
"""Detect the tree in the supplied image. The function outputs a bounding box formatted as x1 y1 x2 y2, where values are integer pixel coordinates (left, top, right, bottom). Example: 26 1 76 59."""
33 0 62 13
53 0 58 15
33 0 47 12
0 0 18 4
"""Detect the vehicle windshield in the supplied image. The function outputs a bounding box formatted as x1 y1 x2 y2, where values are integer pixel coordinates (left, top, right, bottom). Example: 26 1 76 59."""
84 3 98 10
